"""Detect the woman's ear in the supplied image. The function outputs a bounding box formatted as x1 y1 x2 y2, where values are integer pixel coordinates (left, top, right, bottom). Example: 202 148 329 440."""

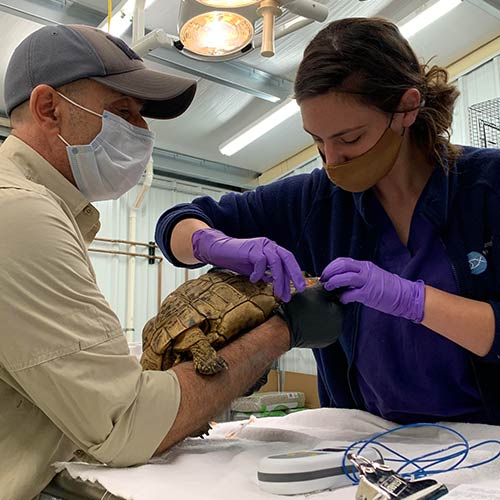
399 88 422 128
29 84 63 136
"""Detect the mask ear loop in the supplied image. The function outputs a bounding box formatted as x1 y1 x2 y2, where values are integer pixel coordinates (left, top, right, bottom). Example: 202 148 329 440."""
56 91 103 147
392 91 425 136
318 147 326 163
56 91 103 119
388 111 406 137
58 133 71 147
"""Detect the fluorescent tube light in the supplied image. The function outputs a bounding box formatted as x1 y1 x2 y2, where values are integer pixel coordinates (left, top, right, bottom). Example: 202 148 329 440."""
220 99 300 156
399 0 461 39
103 0 157 37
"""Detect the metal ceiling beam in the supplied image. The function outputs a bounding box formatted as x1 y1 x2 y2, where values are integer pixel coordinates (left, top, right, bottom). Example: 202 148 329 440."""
0 0 103 26
0 0 293 102
148 50 292 103
152 147 258 190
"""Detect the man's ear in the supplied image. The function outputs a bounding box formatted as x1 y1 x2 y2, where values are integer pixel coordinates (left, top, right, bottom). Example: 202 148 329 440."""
29 84 63 135
398 88 422 128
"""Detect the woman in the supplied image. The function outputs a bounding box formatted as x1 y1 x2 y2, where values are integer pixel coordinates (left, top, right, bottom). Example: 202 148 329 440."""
155 17 500 425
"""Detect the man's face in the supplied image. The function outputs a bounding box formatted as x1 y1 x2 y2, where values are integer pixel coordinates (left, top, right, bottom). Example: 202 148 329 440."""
52 79 149 186
58 79 148 148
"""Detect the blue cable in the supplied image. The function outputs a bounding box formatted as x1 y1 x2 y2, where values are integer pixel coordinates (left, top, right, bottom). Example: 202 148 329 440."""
341 422 500 485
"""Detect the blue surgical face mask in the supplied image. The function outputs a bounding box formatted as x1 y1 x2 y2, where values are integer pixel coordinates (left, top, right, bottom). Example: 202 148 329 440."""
57 92 155 202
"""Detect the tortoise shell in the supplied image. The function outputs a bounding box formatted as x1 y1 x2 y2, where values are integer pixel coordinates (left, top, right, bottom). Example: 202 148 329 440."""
141 269 279 375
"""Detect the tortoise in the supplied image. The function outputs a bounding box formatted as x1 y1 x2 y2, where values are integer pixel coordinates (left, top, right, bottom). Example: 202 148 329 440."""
141 269 281 375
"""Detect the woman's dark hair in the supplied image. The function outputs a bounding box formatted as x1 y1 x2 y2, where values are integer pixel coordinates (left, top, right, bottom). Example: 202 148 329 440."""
294 17 461 167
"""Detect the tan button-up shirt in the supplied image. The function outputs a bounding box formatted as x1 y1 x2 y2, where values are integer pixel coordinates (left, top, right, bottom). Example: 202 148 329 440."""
0 136 180 500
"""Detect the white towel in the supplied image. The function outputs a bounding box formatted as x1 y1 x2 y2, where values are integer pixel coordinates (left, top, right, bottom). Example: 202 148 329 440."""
54 408 500 500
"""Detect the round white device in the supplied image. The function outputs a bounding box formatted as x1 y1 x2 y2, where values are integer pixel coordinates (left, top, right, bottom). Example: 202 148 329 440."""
257 447 382 495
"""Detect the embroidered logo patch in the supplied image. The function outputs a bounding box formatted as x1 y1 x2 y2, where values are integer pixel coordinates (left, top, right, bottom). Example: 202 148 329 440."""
467 251 488 275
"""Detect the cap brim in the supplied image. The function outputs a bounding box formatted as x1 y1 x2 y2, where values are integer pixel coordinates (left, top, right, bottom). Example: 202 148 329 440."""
91 68 197 119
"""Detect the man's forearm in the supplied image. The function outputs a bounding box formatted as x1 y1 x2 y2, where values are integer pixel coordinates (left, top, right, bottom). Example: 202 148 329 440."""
170 218 209 265
154 315 290 454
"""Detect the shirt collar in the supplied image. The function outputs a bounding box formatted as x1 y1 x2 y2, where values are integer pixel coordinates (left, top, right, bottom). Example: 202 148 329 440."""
1 135 100 243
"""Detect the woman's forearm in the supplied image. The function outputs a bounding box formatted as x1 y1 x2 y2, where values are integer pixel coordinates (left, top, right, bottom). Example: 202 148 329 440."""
170 218 210 265
422 285 495 356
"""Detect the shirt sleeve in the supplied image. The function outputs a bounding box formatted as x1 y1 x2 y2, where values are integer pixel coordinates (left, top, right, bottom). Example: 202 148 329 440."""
155 168 327 267
0 190 180 466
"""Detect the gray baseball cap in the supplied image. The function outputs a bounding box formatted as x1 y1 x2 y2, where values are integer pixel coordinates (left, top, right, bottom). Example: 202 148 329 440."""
4 24 197 119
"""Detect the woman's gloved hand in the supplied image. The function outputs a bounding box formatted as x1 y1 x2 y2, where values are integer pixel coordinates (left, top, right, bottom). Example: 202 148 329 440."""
320 257 425 323
192 228 306 302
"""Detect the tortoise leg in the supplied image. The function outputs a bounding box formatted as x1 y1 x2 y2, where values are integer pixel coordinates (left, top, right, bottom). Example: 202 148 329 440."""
190 337 229 375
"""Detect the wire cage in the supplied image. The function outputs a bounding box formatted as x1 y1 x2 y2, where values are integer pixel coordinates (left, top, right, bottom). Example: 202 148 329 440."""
468 97 500 149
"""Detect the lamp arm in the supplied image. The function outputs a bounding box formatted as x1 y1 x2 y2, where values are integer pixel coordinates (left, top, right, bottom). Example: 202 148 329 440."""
253 16 314 48
257 0 282 57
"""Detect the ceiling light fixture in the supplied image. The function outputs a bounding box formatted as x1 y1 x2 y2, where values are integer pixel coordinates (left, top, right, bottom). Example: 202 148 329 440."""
219 99 300 156
120 0 327 62
176 0 328 61
399 0 462 39
180 11 255 57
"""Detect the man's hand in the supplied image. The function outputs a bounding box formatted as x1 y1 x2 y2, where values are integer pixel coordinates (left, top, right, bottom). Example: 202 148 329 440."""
321 257 425 322
276 284 344 348
155 316 289 455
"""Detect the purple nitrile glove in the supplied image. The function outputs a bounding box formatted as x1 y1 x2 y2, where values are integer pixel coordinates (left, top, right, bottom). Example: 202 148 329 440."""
192 228 306 302
320 257 425 323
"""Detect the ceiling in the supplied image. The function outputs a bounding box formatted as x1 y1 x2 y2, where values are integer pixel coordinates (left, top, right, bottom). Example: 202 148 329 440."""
0 0 499 188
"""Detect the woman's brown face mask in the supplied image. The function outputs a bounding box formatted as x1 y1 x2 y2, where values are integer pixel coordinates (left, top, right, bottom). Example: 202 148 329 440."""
321 125 404 193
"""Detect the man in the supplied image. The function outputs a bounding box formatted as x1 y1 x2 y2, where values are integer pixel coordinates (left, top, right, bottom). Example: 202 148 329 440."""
0 24 339 500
